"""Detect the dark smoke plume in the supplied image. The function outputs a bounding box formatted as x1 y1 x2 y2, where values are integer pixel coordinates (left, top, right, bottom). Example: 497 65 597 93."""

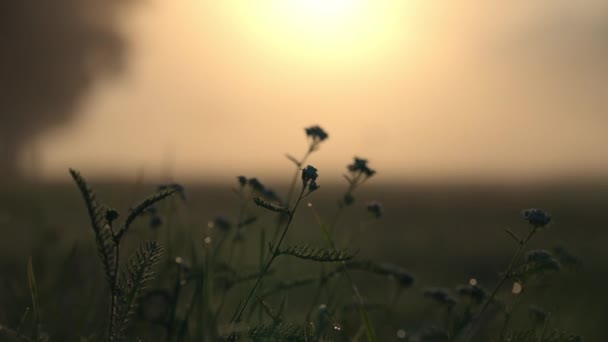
0 0 133 178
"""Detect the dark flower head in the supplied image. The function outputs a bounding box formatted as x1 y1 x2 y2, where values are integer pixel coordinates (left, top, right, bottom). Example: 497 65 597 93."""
552 246 582 270
526 249 553 263
343 193 355 206
366 201 383 218
305 125 329 142
149 215 163 229
424 288 457 307
105 208 120 223
308 180 320 192
348 157 368 172
301 165 319 183
347 157 376 178
237 176 247 187
262 189 282 204
456 284 486 304
247 178 265 192
212 216 232 232
522 208 551 228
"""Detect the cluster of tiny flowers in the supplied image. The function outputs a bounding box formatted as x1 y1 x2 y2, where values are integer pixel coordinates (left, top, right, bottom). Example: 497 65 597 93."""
526 249 562 271
146 206 162 229
366 201 383 218
456 284 486 304
211 216 232 232
522 208 551 228
347 157 376 177
301 165 320 193
105 208 120 223
305 125 329 143
423 288 457 307
158 183 186 200
237 176 282 204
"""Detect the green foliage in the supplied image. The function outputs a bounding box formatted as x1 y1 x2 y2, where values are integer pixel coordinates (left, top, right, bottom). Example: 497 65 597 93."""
273 244 358 262
69 169 117 282
248 322 308 342
26 258 40 342
117 188 176 240
507 329 583 342
114 241 164 337
253 197 290 214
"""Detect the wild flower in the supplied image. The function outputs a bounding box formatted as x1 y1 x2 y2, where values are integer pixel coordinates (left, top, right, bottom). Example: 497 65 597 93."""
522 208 551 228
423 288 457 308
456 284 486 304
211 216 232 232
525 249 554 264
347 157 376 178
552 246 582 270
343 193 355 206
366 201 383 218
105 208 120 223
248 178 265 193
302 165 319 183
305 125 329 143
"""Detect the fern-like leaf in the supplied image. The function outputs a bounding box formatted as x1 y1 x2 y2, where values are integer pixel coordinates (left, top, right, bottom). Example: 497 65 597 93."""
507 329 582 342
253 197 290 215
69 169 117 282
248 323 307 342
116 188 176 240
114 241 164 336
274 244 357 262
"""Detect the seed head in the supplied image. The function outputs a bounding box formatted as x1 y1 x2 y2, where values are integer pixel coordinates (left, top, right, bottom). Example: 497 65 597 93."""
347 157 376 178
212 216 232 232
237 176 247 187
522 208 551 228
366 201 383 218
301 165 319 183
105 208 120 223
305 125 329 142
343 193 355 206
424 288 457 307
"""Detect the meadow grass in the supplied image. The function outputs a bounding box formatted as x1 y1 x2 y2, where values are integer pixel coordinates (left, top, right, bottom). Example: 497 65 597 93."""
0 126 588 342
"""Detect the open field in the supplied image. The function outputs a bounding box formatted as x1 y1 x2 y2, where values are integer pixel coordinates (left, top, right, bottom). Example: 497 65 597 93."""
0 180 605 341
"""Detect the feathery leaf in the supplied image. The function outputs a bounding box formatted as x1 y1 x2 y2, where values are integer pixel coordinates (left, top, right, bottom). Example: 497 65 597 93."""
117 188 176 240
69 169 117 282
114 241 164 336
253 197 290 215
274 244 357 262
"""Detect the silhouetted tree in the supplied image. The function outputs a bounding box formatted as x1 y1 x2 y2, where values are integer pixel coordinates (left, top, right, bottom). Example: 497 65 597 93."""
0 0 134 178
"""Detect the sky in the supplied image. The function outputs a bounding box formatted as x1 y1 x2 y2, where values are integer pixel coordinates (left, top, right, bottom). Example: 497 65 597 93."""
23 0 608 183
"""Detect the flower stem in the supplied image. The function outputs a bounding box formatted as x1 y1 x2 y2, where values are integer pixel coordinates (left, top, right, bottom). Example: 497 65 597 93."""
231 185 307 323
465 228 537 341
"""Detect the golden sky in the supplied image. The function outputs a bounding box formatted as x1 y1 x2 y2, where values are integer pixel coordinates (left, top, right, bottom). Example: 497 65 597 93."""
32 0 608 182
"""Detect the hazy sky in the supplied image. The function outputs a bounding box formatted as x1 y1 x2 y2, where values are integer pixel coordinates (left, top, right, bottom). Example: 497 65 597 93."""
30 0 608 182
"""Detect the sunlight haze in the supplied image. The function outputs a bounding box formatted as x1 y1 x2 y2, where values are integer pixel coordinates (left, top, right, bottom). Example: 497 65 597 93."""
27 0 608 183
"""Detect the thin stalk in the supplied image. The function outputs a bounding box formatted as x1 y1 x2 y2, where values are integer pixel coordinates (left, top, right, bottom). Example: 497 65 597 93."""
465 228 538 341
498 289 523 342
108 242 119 341
232 185 307 323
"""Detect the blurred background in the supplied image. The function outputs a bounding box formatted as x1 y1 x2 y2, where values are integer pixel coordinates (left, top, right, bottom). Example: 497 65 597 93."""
2 0 607 182
1 0 607 340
